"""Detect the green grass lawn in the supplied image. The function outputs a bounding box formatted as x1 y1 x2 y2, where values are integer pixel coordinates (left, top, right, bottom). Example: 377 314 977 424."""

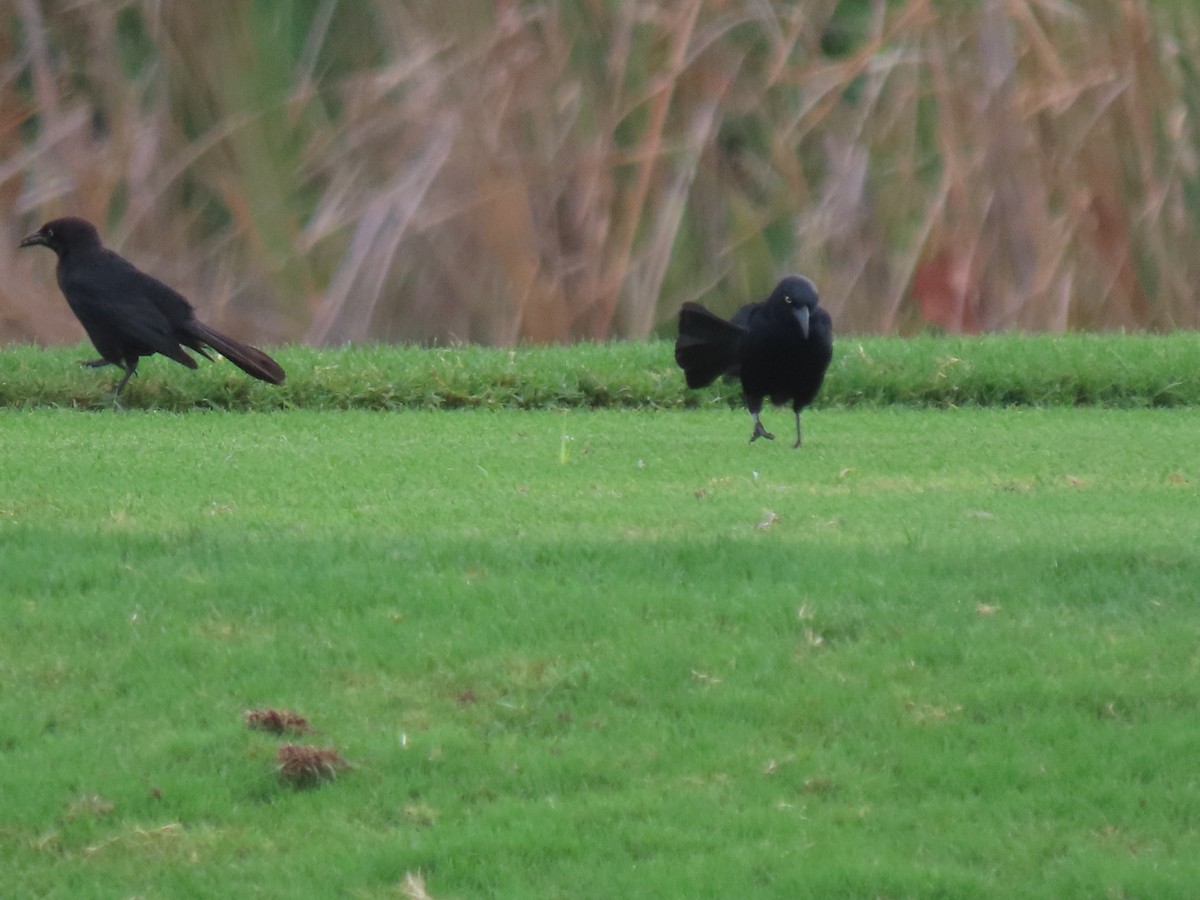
1 404 1198 897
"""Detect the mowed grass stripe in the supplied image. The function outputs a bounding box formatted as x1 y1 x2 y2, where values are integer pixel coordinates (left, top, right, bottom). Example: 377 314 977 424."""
1 408 1198 898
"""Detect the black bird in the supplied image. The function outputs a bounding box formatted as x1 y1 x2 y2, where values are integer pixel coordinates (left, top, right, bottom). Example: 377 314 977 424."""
675 275 833 447
19 217 285 396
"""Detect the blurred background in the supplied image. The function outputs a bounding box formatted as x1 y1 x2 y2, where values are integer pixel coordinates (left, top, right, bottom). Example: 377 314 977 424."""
3 0 1199 346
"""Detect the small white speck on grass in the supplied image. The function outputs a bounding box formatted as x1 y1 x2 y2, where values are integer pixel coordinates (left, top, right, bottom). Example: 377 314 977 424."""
752 470 760 482
636 458 645 469
559 434 573 464
756 510 780 530
975 603 1000 616
690 669 721 686
400 869 434 900
399 731 409 749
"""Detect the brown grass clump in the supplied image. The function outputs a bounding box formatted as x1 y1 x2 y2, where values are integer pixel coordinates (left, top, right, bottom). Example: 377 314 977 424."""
242 708 311 736
275 744 349 788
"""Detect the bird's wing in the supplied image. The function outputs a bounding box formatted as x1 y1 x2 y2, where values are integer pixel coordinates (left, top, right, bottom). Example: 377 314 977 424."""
59 253 197 367
729 300 764 331
122 259 199 325
722 301 765 376
811 306 834 344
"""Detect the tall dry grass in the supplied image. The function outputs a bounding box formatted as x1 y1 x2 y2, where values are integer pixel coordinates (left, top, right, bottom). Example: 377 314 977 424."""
3 0 1199 345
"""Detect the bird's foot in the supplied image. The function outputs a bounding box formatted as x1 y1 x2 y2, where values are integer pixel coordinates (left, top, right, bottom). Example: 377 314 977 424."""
791 436 803 449
749 422 775 443
78 358 110 369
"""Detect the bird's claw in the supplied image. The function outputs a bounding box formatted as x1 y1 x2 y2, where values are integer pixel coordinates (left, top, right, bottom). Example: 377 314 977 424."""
749 423 775 443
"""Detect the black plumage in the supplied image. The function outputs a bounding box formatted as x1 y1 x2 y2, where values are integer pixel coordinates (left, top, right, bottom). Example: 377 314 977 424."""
19 217 285 396
675 275 833 447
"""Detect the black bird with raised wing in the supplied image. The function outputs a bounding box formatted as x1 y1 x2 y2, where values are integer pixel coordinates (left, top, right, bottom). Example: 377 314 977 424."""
20 217 285 396
675 275 832 447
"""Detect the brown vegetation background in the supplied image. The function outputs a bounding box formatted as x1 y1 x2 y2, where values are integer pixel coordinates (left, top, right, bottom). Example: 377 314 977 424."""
3 0 1199 345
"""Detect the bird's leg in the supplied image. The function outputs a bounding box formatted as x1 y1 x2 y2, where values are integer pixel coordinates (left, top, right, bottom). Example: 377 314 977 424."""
792 410 803 449
112 364 137 398
748 410 775 443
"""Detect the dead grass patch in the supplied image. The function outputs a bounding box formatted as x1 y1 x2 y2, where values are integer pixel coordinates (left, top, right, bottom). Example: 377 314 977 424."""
275 744 349 788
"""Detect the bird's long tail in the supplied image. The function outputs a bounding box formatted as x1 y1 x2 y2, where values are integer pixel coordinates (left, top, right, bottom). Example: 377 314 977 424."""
184 321 286 385
674 302 745 389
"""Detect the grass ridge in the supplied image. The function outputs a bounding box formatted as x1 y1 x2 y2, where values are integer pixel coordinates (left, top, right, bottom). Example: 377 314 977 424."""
1 333 1198 411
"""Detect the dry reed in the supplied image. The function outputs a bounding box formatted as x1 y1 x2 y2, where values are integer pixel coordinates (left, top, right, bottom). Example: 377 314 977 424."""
4 1 1198 344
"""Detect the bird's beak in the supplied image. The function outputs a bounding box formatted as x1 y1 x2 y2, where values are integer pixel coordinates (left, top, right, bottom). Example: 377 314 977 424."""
792 304 810 339
19 232 47 249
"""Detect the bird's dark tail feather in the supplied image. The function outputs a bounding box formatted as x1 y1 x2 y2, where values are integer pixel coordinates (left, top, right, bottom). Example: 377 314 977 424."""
184 321 286 385
674 302 745 389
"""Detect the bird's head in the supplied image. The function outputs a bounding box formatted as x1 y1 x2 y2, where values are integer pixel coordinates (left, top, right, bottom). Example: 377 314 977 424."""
19 217 103 256
772 275 821 338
